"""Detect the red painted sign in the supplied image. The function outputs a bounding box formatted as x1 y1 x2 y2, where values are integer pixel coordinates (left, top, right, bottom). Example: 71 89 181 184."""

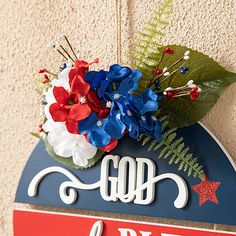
14 209 236 236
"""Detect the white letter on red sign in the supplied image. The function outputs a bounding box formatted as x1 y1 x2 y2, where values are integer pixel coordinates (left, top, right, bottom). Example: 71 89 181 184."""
118 228 137 236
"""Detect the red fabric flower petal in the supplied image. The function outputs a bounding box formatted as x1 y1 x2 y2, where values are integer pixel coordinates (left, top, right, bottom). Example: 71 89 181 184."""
89 58 99 65
87 90 109 119
100 139 118 151
68 58 99 86
53 86 70 105
74 58 99 69
65 118 79 134
70 75 90 97
84 134 89 142
69 103 91 121
74 60 89 69
68 68 84 86
86 90 103 109
49 103 69 122
97 109 110 119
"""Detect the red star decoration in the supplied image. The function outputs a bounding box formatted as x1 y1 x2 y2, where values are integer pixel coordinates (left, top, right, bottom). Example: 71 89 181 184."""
192 176 221 206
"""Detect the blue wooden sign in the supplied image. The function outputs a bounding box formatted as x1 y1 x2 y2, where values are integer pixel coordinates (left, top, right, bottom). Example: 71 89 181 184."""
15 123 236 226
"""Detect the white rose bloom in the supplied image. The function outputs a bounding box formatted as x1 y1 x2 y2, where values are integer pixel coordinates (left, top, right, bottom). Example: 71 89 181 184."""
42 120 97 167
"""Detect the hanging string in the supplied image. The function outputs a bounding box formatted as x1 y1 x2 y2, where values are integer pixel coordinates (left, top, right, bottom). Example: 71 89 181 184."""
115 0 122 64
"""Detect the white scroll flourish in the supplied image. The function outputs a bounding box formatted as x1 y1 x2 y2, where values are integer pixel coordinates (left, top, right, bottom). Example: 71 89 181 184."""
28 166 101 204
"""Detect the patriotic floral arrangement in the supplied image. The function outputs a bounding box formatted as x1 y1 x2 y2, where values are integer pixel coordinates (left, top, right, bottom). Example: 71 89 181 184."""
34 0 235 180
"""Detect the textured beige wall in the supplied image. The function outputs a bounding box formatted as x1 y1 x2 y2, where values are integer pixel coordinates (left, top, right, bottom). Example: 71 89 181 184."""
0 0 235 235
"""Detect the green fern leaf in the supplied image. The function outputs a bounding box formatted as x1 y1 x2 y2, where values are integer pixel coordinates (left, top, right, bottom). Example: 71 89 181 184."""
138 116 205 180
127 0 173 93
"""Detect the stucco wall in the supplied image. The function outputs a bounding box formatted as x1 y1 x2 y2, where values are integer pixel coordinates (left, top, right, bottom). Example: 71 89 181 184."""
0 0 235 235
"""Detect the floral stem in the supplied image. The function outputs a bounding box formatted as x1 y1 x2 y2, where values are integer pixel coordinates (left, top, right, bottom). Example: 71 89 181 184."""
159 69 178 85
55 48 68 60
64 35 78 59
148 52 165 86
60 45 75 62
47 71 57 76
149 57 184 88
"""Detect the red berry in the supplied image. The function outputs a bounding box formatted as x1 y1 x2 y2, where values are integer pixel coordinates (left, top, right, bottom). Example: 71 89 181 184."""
37 124 43 132
164 47 174 54
189 87 200 100
153 69 162 75
39 68 47 73
166 91 174 98
42 74 49 83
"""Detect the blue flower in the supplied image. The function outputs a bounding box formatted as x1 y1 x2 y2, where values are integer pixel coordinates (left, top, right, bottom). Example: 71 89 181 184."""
78 110 126 148
83 63 162 144
84 70 107 90
107 64 132 81
138 113 162 142
84 64 142 99
129 88 159 115
78 112 110 148
107 69 142 100
122 112 139 139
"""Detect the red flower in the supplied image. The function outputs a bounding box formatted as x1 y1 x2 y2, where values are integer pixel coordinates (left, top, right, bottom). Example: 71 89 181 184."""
68 58 99 86
100 139 118 151
189 87 200 100
86 90 109 119
49 75 109 134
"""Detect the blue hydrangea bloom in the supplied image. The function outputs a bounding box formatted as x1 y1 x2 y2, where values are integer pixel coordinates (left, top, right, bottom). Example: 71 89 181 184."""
84 64 142 99
78 110 126 148
107 64 132 81
129 88 159 115
82 64 162 146
138 113 162 142
84 70 107 90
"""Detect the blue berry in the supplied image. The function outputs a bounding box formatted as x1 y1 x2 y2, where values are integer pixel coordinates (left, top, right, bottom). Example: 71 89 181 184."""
179 67 186 74
154 80 161 90
59 63 67 72
183 66 189 71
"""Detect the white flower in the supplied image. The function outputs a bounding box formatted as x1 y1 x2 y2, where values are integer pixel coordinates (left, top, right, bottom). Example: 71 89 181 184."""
57 62 72 90
116 114 121 120
106 101 112 108
42 120 97 167
79 96 87 104
114 93 121 99
96 120 103 127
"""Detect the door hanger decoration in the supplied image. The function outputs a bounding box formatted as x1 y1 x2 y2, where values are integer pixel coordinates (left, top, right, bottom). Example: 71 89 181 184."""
15 0 236 235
